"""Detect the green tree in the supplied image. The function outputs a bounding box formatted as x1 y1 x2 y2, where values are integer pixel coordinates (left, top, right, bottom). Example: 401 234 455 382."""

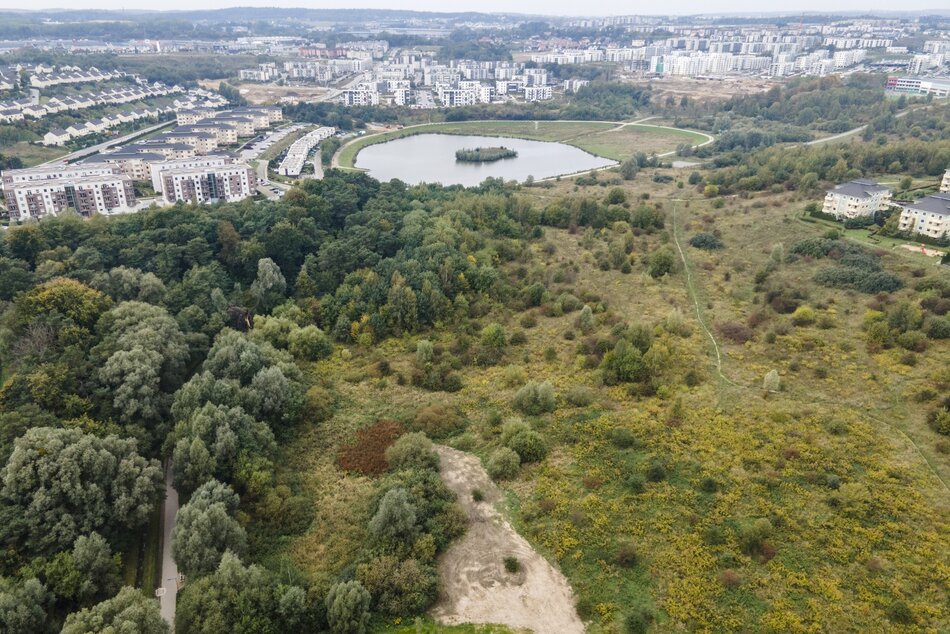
619 159 639 180
325 580 371 634
172 479 247 578
250 258 287 313
1 427 162 554
61 586 168 634
648 247 676 278
368 488 418 546
0 576 49 633
601 340 646 385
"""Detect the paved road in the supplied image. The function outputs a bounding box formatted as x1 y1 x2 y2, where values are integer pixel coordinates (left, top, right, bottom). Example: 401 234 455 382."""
159 461 180 627
804 107 917 146
41 119 175 165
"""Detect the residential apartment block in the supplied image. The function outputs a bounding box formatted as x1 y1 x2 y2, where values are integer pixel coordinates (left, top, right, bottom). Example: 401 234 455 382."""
822 180 892 220
1 165 136 220
159 164 257 204
897 193 950 240
941 168 950 193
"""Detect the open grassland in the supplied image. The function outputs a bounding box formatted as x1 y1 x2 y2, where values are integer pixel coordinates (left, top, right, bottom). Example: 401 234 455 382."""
266 166 948 633
4 141 67 167
335 120 708 169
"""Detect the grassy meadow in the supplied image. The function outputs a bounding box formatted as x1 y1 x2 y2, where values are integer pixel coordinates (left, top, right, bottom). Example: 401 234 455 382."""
255 167 949 633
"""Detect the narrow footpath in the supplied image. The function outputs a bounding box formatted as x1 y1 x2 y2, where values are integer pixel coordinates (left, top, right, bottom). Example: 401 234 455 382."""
158 461 180 627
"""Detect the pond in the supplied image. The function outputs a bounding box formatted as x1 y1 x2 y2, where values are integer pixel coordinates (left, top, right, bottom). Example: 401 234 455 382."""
354 133 615 187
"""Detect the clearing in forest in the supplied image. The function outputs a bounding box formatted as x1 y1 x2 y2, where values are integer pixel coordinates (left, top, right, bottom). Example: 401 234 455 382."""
430 445 584 634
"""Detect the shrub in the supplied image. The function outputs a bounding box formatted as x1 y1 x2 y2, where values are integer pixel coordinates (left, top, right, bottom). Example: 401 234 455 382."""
688 232 724 250
790 306 816 326
615 542 639 567
608 428 636 449
717 321 753 344
506 430 547 463
472 489 484 502
739 518 773 556
763 369 781 392
565 385 595 407
625 474 646 494
304 385 335 423
337 420 405 476
385 432 439 471
486 448 520 480
924 317 950 339
500 417 531 445
288 325 333 361
720 569 742 589
355 556 436 616
625 609 655 634
896 330 928 352
886 600 914 625
412 404 462 438
512 381 557 415
645 459 667 482
576 305 595 332
699 477 718 493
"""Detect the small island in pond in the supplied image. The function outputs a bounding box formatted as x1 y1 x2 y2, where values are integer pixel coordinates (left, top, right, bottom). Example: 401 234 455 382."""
455 146 518 162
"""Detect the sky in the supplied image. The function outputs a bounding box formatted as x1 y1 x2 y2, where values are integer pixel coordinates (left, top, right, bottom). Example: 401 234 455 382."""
0 0 943 15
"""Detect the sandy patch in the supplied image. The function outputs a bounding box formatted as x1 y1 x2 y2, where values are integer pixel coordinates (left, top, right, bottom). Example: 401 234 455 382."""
431 445 584 634
899 243 946 258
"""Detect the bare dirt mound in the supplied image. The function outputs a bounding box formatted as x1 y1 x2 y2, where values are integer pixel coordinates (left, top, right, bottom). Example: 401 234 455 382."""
431 445 585 634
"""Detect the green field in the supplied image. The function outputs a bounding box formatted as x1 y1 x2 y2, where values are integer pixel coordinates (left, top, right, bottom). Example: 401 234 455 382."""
335 120 710 169
4 142 68 167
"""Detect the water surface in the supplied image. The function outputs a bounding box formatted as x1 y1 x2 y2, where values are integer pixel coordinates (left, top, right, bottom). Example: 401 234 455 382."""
355 133 615 187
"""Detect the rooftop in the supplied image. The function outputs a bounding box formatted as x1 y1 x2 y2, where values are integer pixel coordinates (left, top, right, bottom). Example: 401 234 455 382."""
899 193 950 217
829 179 890 199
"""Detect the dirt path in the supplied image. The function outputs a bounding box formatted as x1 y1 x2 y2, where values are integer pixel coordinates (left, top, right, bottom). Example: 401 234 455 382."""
431 445 584 634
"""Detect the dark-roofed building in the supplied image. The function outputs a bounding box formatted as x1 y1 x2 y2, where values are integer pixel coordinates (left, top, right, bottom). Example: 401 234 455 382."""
897 193 950 240
822 179 892 220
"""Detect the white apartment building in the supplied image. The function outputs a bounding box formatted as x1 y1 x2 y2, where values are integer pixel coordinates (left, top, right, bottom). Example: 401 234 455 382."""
941 168 950 193
277 126 335 177
159 164 257 204
340 89 380 106
822 180 892 220
149 155 233 193
897 193 950 240
524 86 553 102
2 165 136 220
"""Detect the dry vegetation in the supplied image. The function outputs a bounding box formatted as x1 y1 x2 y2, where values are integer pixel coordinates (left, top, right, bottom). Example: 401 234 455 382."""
264 167 948 633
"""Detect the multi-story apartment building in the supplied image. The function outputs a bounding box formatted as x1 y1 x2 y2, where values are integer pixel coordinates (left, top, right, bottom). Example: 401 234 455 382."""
897 193 950 240
941 168 950 193
2 165 136 220
84 151 167 181
149 155 233 193
524 86 553 102
160 131 218 154
158 163 257 204
340 89 380 106
822 180 892 220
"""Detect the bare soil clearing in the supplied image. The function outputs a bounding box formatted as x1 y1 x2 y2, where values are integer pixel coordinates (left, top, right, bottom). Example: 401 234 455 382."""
431 445 584 634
